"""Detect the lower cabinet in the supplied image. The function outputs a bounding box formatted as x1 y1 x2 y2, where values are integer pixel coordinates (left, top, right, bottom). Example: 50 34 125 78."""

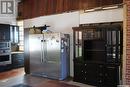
0 64 12 72
0 53 24 72
74 63 84 83
74 62 119 87
104 65 119 86
12 53 24 68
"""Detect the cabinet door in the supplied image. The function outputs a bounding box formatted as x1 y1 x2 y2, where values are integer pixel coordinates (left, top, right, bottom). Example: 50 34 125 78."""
12 53 24 68
74 31 83 61
104 65 119 86
0 24 10 40
10 25 19 43
74 63 84 83
106 26 121 64
13 26 19 43
85 63 101 86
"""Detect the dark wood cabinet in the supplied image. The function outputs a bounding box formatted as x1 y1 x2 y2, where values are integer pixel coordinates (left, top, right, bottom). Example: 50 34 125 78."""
0 64 12 72
12 53 24 68
73 23 122 86
74 62 119 86
74 62 84 83
104 65 119 86
0 53 24 72
0 24 10 41
0 24 19 43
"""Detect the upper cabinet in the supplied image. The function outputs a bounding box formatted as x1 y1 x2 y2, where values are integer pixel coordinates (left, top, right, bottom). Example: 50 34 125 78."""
73 29 83 61
0 24 10 41
0 24 19 43
73 24 122 64
10 25 19 44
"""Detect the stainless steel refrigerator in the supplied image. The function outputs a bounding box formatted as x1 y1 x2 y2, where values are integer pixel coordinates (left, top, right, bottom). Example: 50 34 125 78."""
29 33 70 80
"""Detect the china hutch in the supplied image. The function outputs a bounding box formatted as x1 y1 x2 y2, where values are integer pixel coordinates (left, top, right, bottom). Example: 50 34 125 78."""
73 23 122 87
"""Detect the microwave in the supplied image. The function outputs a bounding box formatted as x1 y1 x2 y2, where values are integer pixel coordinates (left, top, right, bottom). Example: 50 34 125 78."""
0 42 10 49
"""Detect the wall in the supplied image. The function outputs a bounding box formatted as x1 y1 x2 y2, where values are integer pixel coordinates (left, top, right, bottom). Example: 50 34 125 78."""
24 12 80 33
0 18 16 25
23 8 123 77
80 8 123 24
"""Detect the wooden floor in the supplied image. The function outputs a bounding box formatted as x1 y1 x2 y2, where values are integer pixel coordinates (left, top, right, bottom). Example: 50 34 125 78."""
0 68 81 87
0 68 24 80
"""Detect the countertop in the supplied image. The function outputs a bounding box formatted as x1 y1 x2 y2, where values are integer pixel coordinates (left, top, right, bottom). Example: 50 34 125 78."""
11 51 24 54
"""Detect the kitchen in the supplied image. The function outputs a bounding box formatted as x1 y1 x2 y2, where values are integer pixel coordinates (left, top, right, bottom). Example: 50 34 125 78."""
0 23 24 72
0 0 130 87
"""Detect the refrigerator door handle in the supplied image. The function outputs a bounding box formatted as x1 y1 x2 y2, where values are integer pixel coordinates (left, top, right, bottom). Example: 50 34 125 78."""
41 40 44 62
43 40 46 62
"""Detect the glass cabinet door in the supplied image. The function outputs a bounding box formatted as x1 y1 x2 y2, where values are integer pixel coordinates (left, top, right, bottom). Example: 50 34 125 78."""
106 29 121 63
14 26 19 43
10 25 19 43
74 31 83 61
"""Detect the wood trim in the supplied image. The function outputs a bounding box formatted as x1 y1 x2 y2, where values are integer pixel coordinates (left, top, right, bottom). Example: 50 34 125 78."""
122 4 127 85
24 28 30 74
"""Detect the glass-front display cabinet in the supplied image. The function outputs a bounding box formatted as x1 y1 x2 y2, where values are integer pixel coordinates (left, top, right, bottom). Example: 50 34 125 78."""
73 25 122 64
72 24 122 86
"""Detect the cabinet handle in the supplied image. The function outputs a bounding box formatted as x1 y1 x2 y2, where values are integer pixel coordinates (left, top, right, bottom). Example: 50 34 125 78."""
40 41 43 63
99 80 102 83
107 67 115 69
99 73 102 76
105 73 108 76
99 65 103 68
